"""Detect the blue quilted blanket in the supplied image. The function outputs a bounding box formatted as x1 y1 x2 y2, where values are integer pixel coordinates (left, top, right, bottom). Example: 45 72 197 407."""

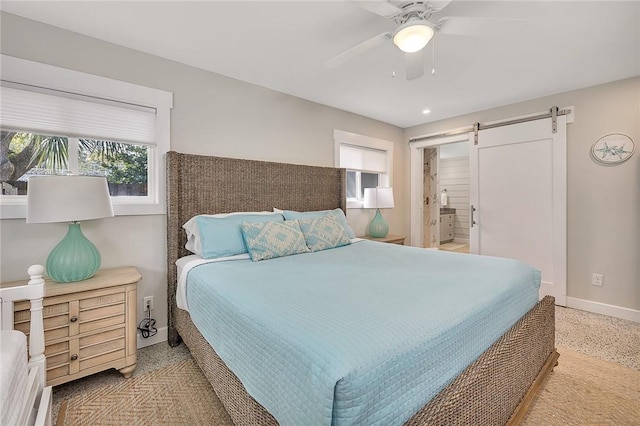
186 241 540 426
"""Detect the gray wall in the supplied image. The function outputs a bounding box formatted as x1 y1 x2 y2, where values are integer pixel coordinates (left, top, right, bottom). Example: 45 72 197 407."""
0 12 406 338
405 77 640 312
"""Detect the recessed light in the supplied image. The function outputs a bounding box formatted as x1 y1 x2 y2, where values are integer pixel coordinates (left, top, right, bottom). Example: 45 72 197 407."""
422 109 431 114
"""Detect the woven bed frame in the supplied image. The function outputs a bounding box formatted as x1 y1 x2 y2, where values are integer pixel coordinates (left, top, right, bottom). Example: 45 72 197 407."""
166 151 559 425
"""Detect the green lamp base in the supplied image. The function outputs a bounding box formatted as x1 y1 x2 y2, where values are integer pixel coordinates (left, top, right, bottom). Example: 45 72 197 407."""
46 222 101 283
368 208 389 238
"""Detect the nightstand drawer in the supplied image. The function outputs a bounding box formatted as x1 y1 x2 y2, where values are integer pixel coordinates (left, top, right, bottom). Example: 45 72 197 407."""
47 351 70 369
80 292 125 310
79 314 125 334
14 301 69 319
80 303 125 323
80 349 126 371
45 341 69 357
44 326 71 342
80 327 125 347
80 336 125 359
47 364 70 382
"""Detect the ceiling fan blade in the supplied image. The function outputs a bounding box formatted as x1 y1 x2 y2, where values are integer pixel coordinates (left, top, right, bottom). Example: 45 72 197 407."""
350 1 402 19
405 51 425 80
427 0 453 12
437 17 527 37
325 32 391 68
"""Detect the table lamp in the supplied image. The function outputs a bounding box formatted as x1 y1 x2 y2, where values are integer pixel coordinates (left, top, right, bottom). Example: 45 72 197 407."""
363 187 395 238
26 175 114 282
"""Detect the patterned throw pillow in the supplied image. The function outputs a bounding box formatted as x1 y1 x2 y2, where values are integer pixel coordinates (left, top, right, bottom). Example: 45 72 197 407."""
280 208 356 239
241 220 310 261
298 215 351 252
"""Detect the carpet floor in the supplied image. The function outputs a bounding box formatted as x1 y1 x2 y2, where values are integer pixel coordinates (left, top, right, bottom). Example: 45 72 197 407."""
57 358 233 426
56 345 640 425
522 347 640 425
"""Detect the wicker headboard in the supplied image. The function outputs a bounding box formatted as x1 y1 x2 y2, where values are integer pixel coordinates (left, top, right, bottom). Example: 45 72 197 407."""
166 151 346 342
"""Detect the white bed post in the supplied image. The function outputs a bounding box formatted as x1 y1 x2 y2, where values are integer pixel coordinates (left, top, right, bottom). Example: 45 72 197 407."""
26 265 46 389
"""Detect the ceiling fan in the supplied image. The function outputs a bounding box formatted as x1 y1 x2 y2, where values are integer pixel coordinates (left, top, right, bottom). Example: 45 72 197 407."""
325 1 526 80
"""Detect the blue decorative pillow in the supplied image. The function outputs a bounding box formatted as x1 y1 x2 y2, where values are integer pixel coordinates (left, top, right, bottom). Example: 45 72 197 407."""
241 221 310 261
298 215 351 252
196 213 284 259
281 208 355 239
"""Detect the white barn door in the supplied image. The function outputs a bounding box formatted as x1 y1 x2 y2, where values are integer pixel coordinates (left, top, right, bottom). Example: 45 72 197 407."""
470 116 567 305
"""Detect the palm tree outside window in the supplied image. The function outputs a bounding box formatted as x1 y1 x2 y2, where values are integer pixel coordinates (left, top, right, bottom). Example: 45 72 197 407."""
0 131 148 197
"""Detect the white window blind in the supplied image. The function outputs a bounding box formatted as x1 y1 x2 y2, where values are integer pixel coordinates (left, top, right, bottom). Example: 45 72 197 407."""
0 85 156 144
339 144 387 174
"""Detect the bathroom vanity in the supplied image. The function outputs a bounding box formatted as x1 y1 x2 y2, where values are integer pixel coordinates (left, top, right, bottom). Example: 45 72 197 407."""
440 208 456 243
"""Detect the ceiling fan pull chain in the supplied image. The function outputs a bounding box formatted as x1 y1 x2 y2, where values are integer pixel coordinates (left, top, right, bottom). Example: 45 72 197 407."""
431 33 436 75
391 42 396 78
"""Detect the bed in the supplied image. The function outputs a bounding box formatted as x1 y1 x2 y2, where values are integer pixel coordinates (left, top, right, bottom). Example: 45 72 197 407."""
166 151 558 425
0 265 53 426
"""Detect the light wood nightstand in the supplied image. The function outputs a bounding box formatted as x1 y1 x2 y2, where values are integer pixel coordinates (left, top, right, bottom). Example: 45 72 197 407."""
359 234 406 245
1 266 141 386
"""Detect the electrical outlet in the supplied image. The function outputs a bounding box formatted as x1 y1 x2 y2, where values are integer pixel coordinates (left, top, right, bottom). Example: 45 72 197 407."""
143 296 154 312
592 273 603 287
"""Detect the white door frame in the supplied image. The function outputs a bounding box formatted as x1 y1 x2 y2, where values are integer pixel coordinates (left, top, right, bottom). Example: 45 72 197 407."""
409 133 472 247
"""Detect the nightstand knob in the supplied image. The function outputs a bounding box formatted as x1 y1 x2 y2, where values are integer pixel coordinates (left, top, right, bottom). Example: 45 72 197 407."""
70 354 78 361
70 316 78 323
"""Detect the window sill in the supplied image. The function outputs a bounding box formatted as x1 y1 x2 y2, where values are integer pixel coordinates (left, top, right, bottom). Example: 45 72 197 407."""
0 198 165 219
347 199 364 209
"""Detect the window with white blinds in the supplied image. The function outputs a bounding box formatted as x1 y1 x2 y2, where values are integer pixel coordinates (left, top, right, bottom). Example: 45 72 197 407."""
0 86 156 144
339 144 388 174
334 129 394 208
0 55 172 218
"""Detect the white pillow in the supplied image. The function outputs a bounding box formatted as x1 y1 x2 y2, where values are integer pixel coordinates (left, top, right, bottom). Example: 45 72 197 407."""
183 211 282 255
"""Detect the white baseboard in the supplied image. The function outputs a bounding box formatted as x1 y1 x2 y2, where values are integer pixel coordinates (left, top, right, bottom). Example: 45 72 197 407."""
137 326 168 349
565 297 640 323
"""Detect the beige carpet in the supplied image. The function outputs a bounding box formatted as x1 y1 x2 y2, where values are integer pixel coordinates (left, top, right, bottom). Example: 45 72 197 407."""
58 347 640 425
57 359 233 426
523 347 640 425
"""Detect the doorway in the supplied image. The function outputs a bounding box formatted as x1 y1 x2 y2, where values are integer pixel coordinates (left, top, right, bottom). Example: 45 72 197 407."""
437 142 470 253
413 135 472 251
421 144 471 252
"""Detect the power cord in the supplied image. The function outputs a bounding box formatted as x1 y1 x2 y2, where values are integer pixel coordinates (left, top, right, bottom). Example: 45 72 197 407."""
138 308 157 338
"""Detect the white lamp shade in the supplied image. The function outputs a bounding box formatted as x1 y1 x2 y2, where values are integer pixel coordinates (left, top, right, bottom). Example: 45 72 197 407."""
393 22 434 53
26 175 114 223
363 187 395 209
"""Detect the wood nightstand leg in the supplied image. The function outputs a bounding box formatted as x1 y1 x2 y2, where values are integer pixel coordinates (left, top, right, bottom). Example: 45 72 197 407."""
119 364 136 379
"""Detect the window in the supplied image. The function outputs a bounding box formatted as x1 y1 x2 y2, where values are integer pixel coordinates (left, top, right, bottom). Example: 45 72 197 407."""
0 55 172 218
346 171 379 200
334 129 393 208
1 132 149 197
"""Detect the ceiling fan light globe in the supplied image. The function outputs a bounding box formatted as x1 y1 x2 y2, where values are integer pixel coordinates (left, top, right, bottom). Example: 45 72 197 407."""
393 23 434 53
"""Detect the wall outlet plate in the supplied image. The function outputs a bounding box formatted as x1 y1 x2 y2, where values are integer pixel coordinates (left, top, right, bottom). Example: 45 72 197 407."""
143 296 154 311
592 273 603 287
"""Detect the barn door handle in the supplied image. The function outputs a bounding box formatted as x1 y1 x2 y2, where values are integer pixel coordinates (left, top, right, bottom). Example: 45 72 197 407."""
471 205 477 227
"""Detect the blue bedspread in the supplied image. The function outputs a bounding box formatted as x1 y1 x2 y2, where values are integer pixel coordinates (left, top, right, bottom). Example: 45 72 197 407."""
186 241 540 426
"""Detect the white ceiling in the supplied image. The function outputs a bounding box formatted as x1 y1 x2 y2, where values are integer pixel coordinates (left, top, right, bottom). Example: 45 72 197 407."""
2 1 639 128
